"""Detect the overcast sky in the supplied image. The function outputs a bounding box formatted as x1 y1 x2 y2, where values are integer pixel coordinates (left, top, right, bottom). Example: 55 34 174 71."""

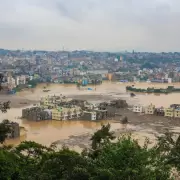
0 0 180 52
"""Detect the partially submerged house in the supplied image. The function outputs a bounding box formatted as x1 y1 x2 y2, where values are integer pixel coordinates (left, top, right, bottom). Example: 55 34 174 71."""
51 106 82 121
164 108 174 118
133 105 144 113
6 121 20 139
22 107 52 121
145 104 155 115
154 107 165 116
174 108 180 119
81 111 97 121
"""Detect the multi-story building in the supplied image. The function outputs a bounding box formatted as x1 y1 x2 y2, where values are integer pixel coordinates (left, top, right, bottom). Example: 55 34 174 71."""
52 106 82 121
40 95 72 109
82 111 97 121
6 122 20 139
52 108 68 120
174 109 180 118
154 107 165 116
40 96 55 109
164 108 174 117
145 104 155 115
133 105 144 113
7 76 16 89
16 75 26 85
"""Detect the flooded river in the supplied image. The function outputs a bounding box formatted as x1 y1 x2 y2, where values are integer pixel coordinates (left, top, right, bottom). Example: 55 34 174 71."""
1 82 180 147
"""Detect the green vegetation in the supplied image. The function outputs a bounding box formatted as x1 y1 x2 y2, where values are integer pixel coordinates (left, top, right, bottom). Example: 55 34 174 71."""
126 85 180 94
0 117 180 179
28 79 39 88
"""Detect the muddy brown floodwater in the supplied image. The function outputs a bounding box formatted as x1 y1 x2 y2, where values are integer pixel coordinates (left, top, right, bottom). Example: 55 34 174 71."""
1 81 180 150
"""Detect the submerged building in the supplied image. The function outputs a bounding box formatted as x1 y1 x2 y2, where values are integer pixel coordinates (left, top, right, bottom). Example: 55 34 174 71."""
6 121 20 139
145 104 155 115
164 108 174 118
51 106 82 121
154 107 165 116
133 105 144 113
22 107 52 121
82 111 97 121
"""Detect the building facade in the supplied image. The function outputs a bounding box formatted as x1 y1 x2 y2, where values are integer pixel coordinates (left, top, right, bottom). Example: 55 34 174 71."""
82 111 97 121
133 105 144 113
174 109 180 118
16 75 26 85
52 106 82 121
6 122 20 139
164 108 174 117
145 104 155 114
154 107 165 116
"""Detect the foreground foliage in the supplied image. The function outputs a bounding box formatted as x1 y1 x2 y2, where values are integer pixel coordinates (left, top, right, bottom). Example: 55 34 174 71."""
1 123 180 180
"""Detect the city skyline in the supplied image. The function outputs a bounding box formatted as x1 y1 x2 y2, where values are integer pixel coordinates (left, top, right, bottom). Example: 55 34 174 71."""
0 0 180 52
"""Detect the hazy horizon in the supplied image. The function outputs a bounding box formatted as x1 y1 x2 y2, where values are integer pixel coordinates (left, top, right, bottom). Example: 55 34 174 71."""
0 0 180 52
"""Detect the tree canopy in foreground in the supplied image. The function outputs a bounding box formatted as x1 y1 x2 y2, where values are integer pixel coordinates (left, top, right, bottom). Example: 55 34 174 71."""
0 122 180 180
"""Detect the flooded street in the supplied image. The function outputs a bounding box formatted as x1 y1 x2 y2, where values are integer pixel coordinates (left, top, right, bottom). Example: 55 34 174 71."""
1 81 180 148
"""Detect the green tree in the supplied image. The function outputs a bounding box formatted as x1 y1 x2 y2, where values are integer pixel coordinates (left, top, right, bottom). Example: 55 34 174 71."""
94 134 171 180
0 120 176 180
28 79 38 88
90 123 115 151
14 141 54 180
37 146 92 180
156 131 180 171
0 149 21 180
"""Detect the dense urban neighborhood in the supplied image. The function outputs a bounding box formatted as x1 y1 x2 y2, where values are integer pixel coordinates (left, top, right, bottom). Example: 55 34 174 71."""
1 49 180 94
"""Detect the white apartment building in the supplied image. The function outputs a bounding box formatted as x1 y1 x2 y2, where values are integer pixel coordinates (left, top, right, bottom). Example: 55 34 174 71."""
145 104 155 115
90 112 96 120
16 75 26 85
7 76 16 88
133 105 144 113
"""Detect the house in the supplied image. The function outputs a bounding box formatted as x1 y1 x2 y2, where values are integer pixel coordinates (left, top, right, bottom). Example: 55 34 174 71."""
22 107 52 121
170 104 180 109
40 95 70 109
7 76 16 89
145 104 155 114
164 108 174 118
82 111 97 121
52 106 82 121
6 122 20 139
40 96 55 109
174 109 180 118
52 108 68 121
154 107 165 116
84 103 94 110
95 109 108 120
16 75 26 85
70 107 82 119
133 105 144 113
